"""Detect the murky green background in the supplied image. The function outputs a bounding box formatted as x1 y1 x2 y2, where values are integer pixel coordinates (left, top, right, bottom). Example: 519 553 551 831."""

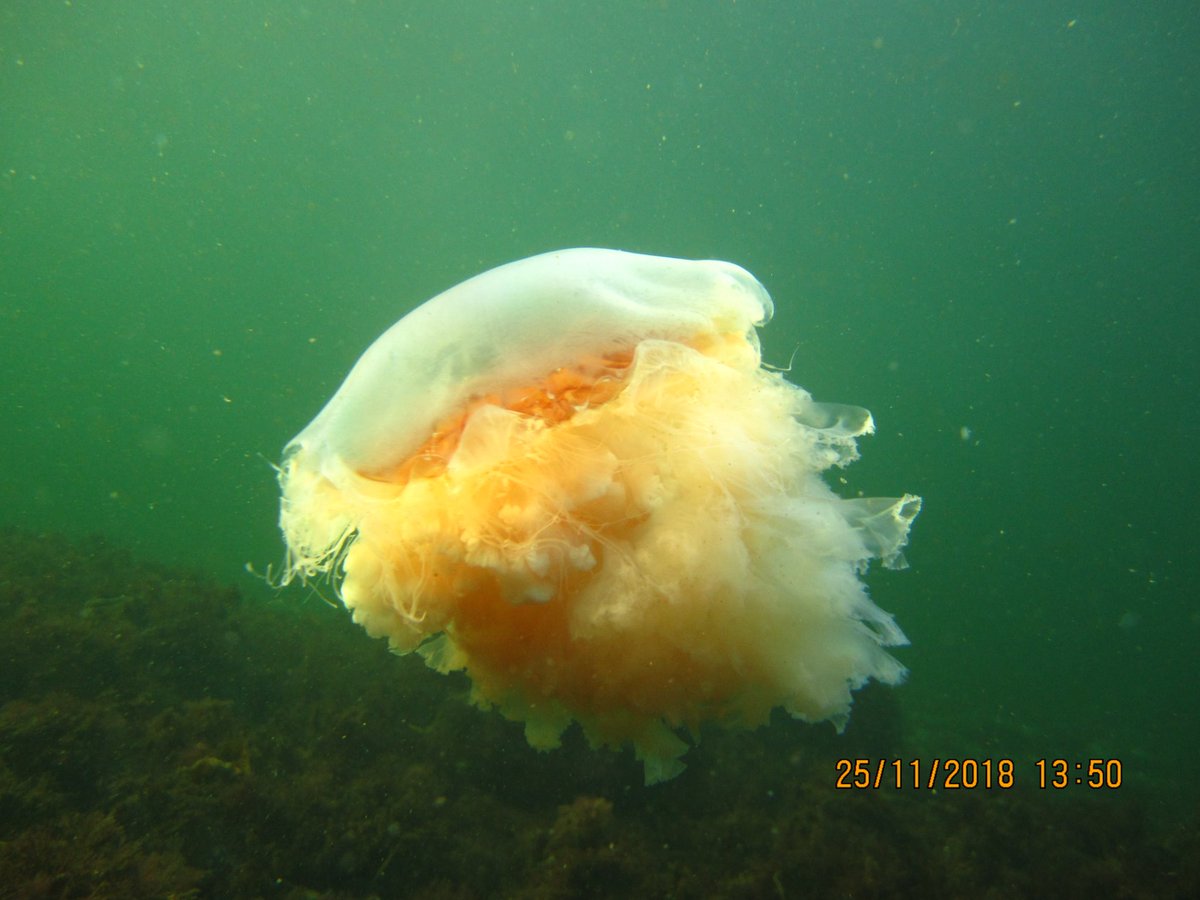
3 0 1197 819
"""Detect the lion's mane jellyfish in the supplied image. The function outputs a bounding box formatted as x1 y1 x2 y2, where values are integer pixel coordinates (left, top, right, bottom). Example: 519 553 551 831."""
278 248 920 783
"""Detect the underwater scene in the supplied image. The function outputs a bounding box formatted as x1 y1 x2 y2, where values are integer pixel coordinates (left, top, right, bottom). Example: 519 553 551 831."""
2 2 1197 898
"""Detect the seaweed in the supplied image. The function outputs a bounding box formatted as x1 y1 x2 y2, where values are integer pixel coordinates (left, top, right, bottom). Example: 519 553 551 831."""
0 528 1195 898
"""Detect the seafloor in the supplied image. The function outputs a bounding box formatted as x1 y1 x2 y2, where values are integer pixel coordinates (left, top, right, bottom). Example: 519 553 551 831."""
0 528 1195 899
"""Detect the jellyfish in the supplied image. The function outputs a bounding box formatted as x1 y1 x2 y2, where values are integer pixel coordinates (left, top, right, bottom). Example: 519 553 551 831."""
278 248 920 783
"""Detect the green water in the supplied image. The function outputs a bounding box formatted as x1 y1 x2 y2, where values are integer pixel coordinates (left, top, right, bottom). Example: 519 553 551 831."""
3 0 1197 826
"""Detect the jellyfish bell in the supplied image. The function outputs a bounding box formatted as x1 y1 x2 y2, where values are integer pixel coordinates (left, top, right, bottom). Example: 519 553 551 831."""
284 250 774 478
278 248 920 784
